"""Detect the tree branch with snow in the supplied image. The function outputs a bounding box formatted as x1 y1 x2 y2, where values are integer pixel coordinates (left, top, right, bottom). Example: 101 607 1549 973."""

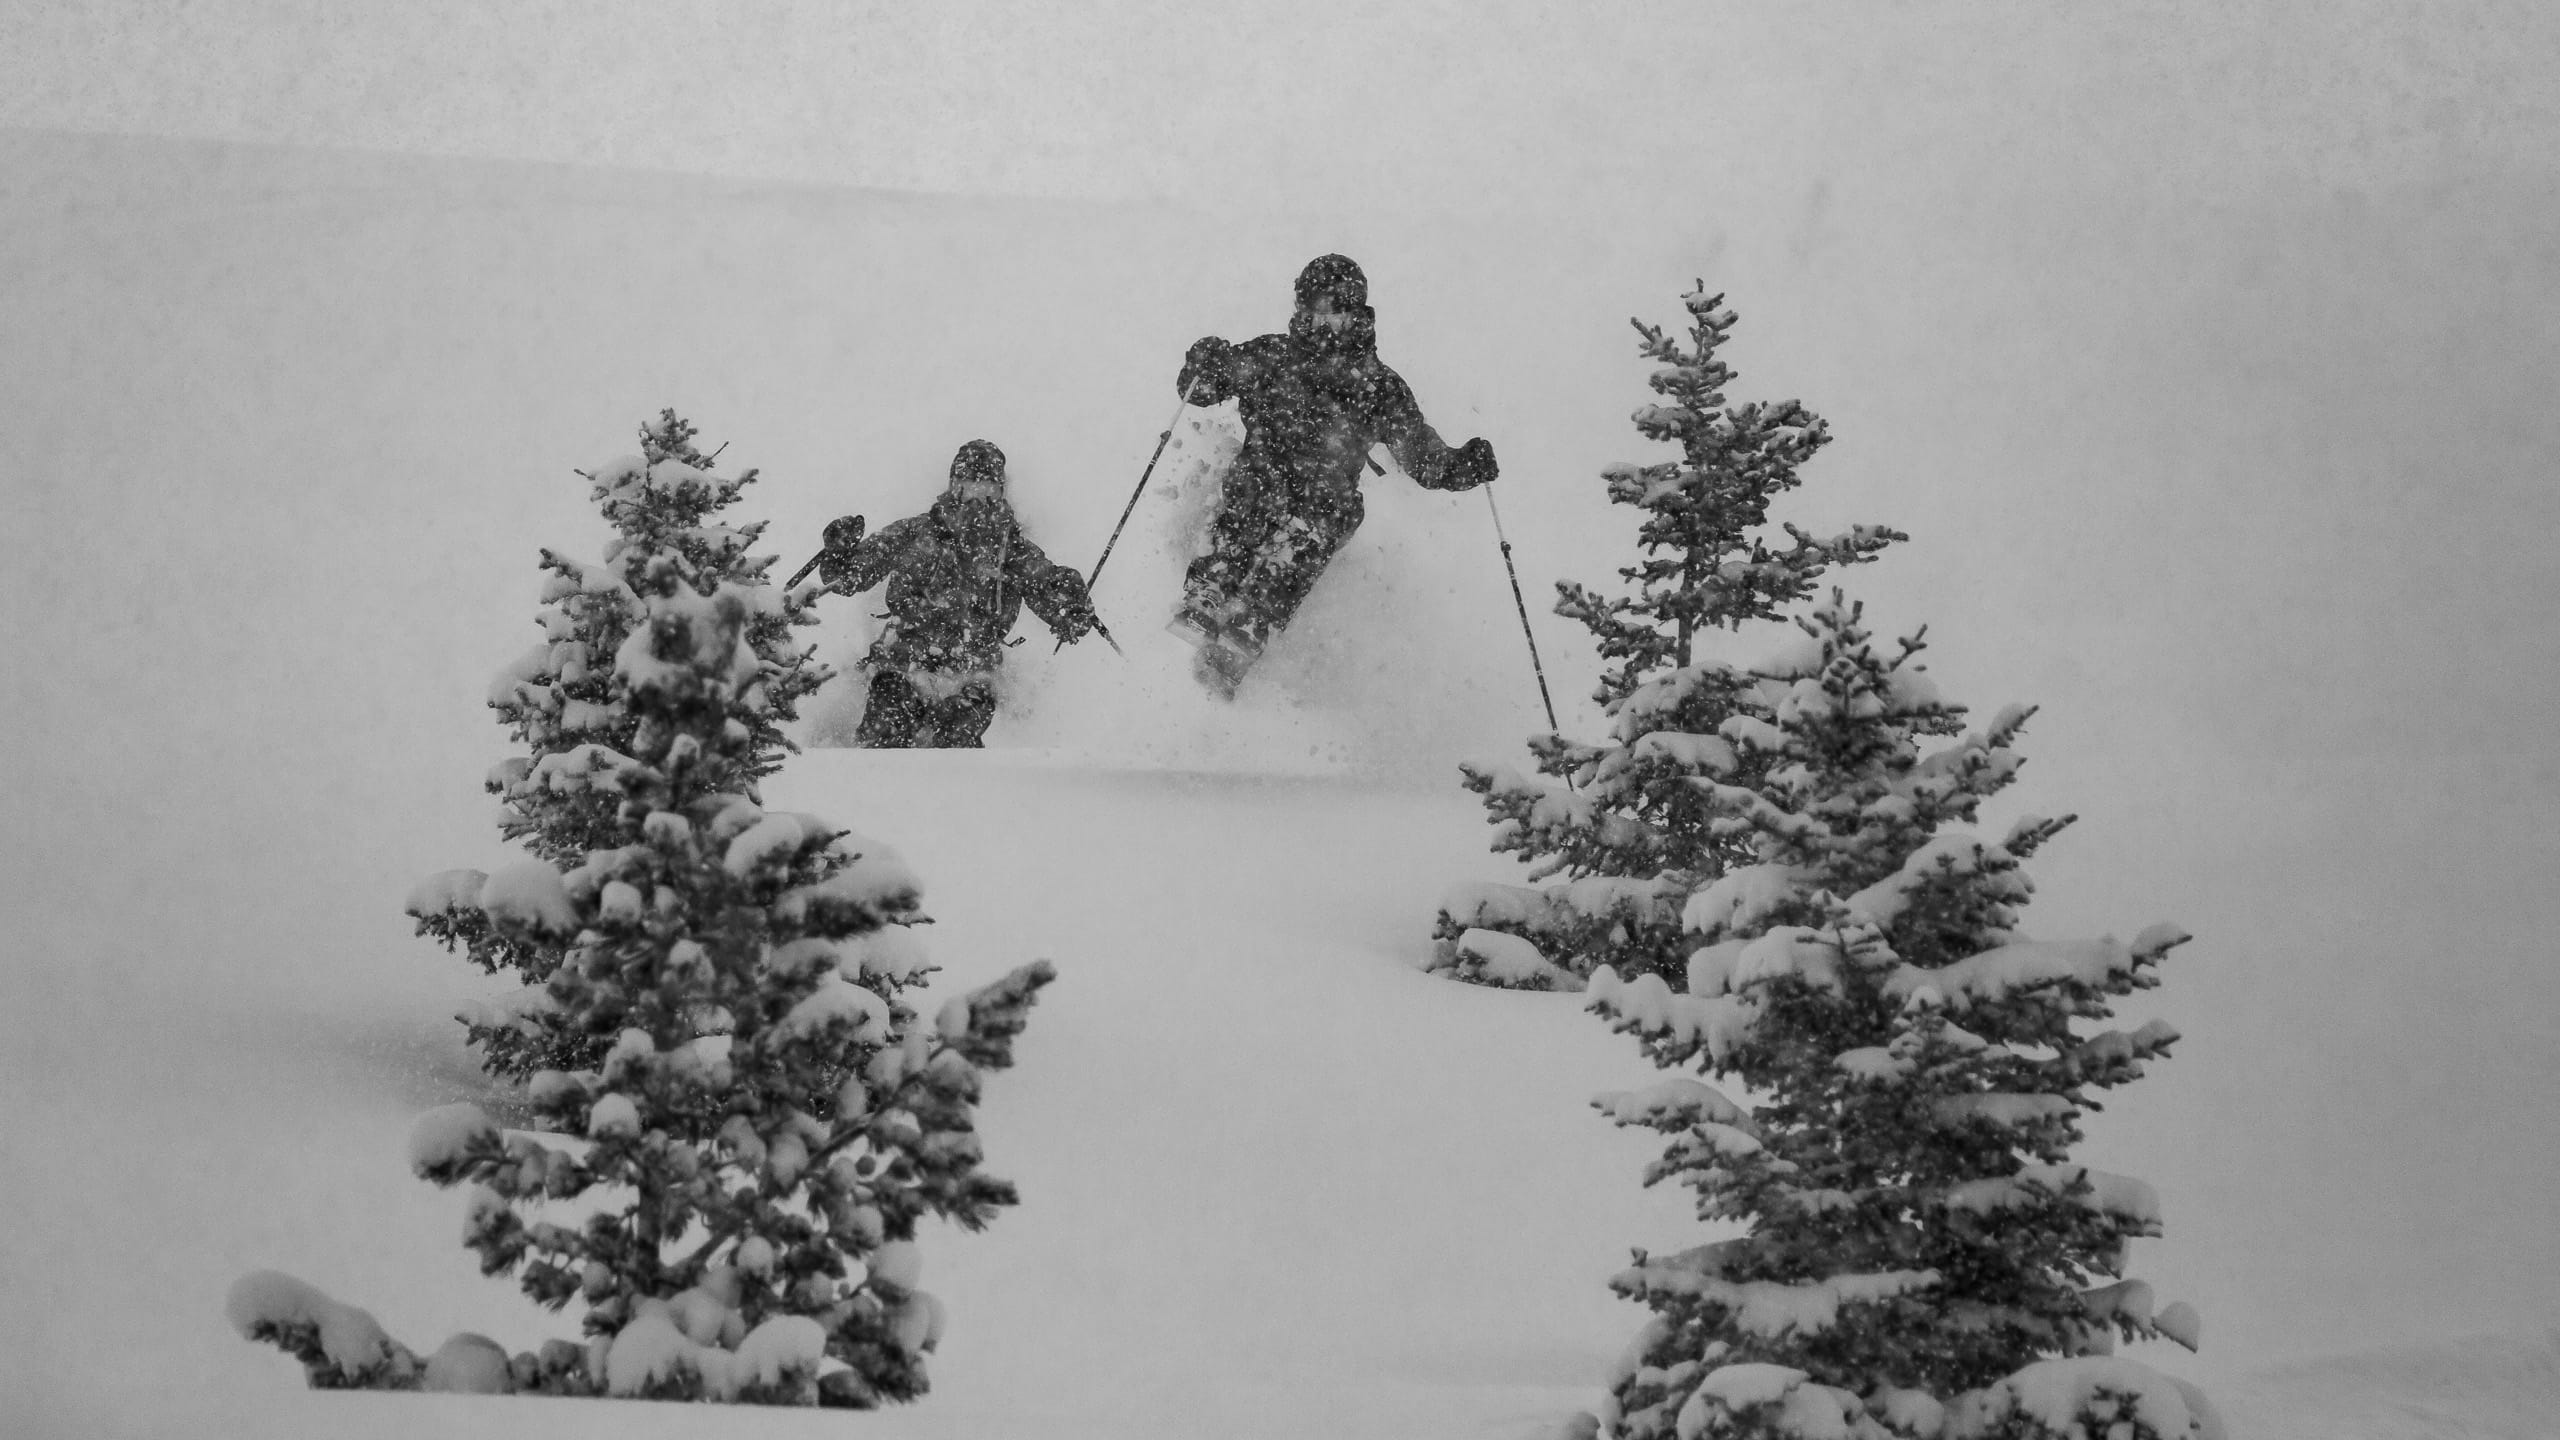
1576 594 2215 1439
234 416 1054 1408
1436 286 1903 991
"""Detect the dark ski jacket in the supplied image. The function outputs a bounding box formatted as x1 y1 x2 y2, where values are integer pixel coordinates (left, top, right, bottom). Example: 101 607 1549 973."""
1178 328 1491 523
821 493 1094 674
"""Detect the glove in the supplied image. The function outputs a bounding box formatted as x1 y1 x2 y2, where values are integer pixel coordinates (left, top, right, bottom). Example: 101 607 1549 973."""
815 514 866 585
1178 336 1235 403
1052 599 1097 645
1451 437 1498 489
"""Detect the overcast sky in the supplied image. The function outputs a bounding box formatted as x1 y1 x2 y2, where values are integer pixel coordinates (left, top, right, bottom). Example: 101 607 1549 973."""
7 0 2557 218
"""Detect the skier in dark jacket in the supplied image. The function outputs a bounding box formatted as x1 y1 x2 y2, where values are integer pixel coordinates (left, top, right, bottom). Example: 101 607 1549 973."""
1170 253 1498 695
819 440 1098 747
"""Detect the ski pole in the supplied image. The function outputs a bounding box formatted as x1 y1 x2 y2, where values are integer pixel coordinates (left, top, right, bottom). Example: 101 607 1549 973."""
786 514 866 590
1088 614 1126 657
1056 378 1200 656
1483 485 1561 734
1085 378 1200 595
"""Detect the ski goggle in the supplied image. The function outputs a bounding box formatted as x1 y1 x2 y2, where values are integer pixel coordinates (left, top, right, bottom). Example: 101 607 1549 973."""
1303 295 1371 327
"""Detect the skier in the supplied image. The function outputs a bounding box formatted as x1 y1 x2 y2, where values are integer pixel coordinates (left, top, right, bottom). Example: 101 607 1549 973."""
818 439 1099 748
1168 253 1499 696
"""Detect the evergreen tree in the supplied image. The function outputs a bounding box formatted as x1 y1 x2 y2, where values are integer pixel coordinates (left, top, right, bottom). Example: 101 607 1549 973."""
234 420 1053 1407
1434 287 1899 990
419 411 829 1077
1577 594 2215 1440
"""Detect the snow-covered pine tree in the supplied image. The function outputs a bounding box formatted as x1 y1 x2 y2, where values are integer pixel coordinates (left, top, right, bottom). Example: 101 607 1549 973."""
1577 594 2216 1440
416 411 830 1078
1434 287 1900 991
233 421 1053 1407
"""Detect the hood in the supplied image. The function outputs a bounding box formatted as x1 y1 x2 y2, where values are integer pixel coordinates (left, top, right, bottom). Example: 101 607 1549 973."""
1289 252 1377 358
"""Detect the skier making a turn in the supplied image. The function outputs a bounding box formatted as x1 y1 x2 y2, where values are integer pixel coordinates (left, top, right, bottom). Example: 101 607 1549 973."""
818 439 1099 748
1169 253 1499 696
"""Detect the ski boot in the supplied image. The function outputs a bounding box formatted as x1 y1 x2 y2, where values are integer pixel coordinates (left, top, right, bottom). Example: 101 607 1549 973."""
1190 634 1258 700
1165 605 1223 652
1169 593 1264 699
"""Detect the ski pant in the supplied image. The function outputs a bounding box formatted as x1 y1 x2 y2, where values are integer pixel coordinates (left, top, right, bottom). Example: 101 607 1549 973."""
852 668 999 749
1179 483 1363 653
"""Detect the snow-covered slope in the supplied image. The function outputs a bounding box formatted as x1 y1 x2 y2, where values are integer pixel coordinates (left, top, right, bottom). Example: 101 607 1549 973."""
14 748 2549 1440
2212 1330 2560 1440
7 754 1699 1440
6 128 2559 1436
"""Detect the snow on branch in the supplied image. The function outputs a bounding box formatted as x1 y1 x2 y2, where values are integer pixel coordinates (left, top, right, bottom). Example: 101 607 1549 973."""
1990 1357 2224 1439
244 413 1050 1409
1887 927 2190 1011
1592 1077 1754 1134
1941 1164 2163 1229
226 1271 419 1391
1610 1262 1940 1337
1588 966 1763 1064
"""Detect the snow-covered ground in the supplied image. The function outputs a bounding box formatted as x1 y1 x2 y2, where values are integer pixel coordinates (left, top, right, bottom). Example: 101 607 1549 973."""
5 128 2558 1437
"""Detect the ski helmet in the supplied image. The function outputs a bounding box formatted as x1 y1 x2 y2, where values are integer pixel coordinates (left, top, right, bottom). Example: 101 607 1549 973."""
948 439 1006 490
1294 254 1368 312
1291 254 1375 354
